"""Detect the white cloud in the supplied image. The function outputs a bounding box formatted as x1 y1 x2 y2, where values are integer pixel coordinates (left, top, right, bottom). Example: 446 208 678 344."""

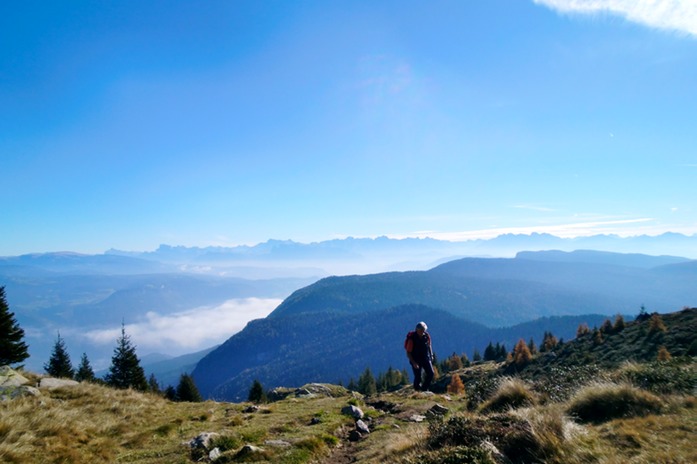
399 217 658 241
533 0 697 37
82 298 282 355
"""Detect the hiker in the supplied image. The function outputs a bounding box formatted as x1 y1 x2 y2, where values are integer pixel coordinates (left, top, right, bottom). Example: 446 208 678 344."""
405 321 434 391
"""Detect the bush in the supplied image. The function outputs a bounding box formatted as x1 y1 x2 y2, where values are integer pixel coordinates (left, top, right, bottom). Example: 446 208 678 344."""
619 361 696 395
480 378 536 413
427 413 545 464
567 382 663 423
415 446 496 464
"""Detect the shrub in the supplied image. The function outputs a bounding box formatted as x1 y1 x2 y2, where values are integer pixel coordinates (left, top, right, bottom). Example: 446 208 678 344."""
619 361 696 395
567 382 663 423
427 413 545 464
480 378 536 413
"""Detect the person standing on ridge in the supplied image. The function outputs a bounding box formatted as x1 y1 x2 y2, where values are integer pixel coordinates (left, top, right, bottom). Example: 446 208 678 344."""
405 321 434 391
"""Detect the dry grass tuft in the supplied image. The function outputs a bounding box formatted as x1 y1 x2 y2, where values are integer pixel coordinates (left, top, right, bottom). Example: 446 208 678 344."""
567 382 663 424
479 377 536 414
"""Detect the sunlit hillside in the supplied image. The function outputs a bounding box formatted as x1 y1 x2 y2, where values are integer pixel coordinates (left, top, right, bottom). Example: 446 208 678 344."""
2 309 695 463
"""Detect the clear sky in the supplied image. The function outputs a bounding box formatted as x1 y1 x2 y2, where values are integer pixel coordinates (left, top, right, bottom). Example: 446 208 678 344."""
2 0 696 256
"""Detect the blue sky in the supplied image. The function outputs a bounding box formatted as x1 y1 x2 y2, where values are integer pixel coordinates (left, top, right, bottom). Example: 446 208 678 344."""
2 0 696 255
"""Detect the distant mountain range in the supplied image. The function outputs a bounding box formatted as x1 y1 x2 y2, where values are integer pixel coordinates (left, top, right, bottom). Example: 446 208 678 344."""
191 249 697 400
2 234 696 386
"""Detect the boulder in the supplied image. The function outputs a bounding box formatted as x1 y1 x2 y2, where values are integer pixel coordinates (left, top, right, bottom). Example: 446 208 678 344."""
356 419 370 435
341 405 364 419
0 366 30 387
39 378 79 389
1 385 41 401
188 432 220 450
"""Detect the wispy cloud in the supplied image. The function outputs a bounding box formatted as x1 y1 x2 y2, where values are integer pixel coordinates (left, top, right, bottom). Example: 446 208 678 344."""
82 298 282 355
399 217 658 241
533 0 697 37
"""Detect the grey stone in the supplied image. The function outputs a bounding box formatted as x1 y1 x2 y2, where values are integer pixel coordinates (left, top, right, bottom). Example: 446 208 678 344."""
356 419 370 435
341 405 364 419
209 447 221 461
39 378 79 389
0 366 29 387
188 432 220 450
265 439 291 447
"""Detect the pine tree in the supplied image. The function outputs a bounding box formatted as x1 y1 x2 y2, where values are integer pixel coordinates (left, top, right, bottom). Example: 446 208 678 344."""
600 318 614 334
164 385 177 401
248 379 267 404
0 286 29 366
472 349 482 362
176 373 202 402
527 337 537 355
358 367 377 396
483 342 496 361
74 352 96 383
44 332 74 378
104 324 148 391
648 313 667 334
148 373 161 393
613 314 626 332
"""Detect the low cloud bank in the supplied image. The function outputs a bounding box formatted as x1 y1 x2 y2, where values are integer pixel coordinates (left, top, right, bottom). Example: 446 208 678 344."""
83 297 282 355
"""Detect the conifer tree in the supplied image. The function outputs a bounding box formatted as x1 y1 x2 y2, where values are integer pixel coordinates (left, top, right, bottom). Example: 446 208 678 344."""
472 349 482 362
447 353 463 371
513 339 533 366
248 379 267 404
0 286 29 366
44 332 74 378
148 373 161 393
483 342 496 361
600 318 614 334
527 337 537 355
357 367 377 396
613 314 626 332
176 373 202 402
447 373 465 395
576 323 590 338
648 313 667 334
74 352 96 382
657 346 672 362
105 324 148 391
164 385 177 401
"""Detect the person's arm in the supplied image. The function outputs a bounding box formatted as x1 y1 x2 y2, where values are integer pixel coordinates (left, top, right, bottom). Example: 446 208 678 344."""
405 338 419 368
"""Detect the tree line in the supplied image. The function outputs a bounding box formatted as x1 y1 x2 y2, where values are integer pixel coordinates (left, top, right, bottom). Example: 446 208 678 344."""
0 286 202 402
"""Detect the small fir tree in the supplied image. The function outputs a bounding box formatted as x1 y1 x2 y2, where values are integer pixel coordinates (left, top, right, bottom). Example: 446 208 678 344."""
472 349 482 362
164 385 177 401
447 374 465 395
176 373 202 402
148 373 161 393
447 353 463 371
657 346 672 362
248 379 267 404
44 332 74 378
104 324 148 391
358 367 377 396
0 286 30 366
600 318 614 334
613 314 626 332
74 352 96 383
576 323 590 338
648 313 667 334
527 337 537 355
513 339 533 366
